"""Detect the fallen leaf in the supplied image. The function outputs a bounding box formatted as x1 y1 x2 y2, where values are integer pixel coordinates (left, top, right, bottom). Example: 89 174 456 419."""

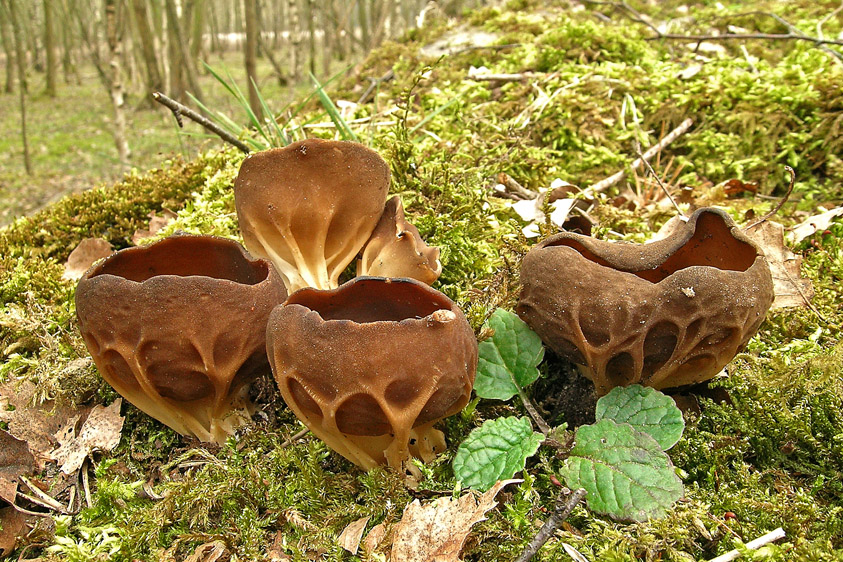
337 515 370 555
391 479 521 562
362 521 387 555
0 380 85 467
0 506 27 557
0 429 36 506
562 542 589 562
745 221 814 309
62 238 113 280
132 209 178 245
267 531 292 561
49 400 125 474
185 540 229 562
789 206 843 244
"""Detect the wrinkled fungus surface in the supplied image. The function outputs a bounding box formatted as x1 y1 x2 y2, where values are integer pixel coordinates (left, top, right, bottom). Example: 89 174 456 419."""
267 277 477 479
517 208 774 394
76 235 287 443
234 139 391 293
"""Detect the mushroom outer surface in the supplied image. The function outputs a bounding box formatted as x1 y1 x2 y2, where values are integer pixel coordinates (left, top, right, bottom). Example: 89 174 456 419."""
267 276 477 474
357 195 442 285
234 139 390 293
516 207 774 395
75 234 287 443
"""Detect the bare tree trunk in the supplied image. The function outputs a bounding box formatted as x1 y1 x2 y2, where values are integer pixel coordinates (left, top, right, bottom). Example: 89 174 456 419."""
243 0 261 119
0 1 14 93
130 0 164 98
207 0 220 53
287 0 301 81
43 0 57 96
358 0 370 51
189 0 205 63
104 0 131 168
7 0 32 174
307 0 315 76
164 0 203 101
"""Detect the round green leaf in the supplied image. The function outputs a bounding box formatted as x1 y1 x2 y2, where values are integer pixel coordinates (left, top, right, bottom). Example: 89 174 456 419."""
560 419 684 522
474 309 545 401
595 384 685 450
453 416 543 491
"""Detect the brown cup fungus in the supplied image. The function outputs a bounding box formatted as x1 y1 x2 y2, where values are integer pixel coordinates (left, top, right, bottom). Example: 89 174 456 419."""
75 235 287 443
234 139 391 293
517 207 774 395
357 195 442 285
267 277 477 478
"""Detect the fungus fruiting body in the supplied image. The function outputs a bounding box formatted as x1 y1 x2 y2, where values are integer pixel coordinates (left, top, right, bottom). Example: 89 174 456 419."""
234 139 391 293
517 207 774 395
267 277 477 478
75 234 287 443
357 195 442 284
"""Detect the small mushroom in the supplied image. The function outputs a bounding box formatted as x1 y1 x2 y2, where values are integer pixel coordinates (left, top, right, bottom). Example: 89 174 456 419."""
75 235 287 443
517 207 774 395
234 139 390 293
357 196 442 284
267 277 477 479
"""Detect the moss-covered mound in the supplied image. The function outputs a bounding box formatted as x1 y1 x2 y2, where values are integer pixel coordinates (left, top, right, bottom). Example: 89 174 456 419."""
2 1 842 560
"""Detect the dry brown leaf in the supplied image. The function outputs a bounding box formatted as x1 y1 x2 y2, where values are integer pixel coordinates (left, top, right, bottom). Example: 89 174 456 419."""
132 209 178 245
337 515 370 555
184 540 229 562
0 506 27 557
62 238 113 281
745 221 814 309
0 429 36 506
0 380 85 468
789 206 843 244
390 479 521 562
49 400 124 474
362 521 387 556
267 531 292 561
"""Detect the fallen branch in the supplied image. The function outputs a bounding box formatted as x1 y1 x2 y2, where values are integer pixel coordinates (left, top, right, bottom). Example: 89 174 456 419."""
591 118 693 192
709 527 786 562
743 166 795 231
152 91 251 154
514 487 587 562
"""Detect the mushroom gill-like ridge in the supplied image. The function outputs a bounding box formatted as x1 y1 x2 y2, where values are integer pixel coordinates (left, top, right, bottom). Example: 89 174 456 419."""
267 277 477 478
75 234 287 443
517 207 774 395
234 139 390 293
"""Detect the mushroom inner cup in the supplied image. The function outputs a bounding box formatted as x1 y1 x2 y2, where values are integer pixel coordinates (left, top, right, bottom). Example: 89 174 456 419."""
546 212 758 283
287 278 450 323
92 237 269 285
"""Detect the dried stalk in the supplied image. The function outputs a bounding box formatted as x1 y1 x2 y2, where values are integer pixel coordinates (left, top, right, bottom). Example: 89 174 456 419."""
708 528 786 562
152 91 251 154
591 118 693 192
514 488 588 562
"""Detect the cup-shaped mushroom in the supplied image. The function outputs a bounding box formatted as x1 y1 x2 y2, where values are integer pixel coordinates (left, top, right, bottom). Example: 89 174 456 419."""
234 139 390 293
75 235 287 443
517 207 774 395
357 196 442 285
267 277 477 477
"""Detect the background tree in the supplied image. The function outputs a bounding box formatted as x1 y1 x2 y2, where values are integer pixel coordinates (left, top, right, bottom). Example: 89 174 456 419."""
43 0 57 96
243 0 260 119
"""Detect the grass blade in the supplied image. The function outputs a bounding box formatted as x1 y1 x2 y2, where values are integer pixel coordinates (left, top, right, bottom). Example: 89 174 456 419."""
310 71 359 142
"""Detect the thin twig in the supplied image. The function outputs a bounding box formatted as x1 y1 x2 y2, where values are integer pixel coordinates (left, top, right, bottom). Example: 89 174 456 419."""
497 172 540 200
591 118 693 192
280 427 310 449
19 475 70 514
469 73 539 82
709 528 786 562
514 488 588 562
743 166 795 230
152 91 251 154
519 388 552 436
633 138 687 218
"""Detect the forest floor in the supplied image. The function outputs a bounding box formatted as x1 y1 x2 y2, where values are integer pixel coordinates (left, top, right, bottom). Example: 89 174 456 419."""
2 0 843 561
0 52 306 225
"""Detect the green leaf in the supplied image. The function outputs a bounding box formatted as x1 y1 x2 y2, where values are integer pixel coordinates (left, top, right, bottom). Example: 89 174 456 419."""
595 385 685 450
453 416 543 492
474 309 545 401
560 419 684 522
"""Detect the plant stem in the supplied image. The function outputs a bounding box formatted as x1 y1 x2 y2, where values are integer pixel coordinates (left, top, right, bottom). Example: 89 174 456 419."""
152 91 251 154
514 487 587 562
517 387 551 435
